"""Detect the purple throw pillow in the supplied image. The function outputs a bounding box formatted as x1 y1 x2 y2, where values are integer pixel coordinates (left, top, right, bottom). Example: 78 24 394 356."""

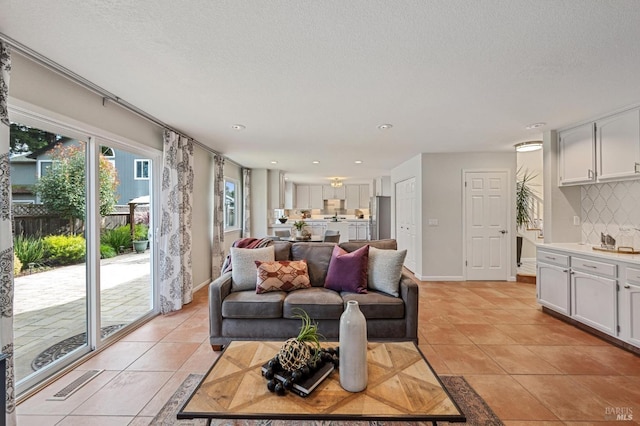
324 244 369 293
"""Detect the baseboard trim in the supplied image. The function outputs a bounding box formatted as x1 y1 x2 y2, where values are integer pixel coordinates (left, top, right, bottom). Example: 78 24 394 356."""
418 275 465 282
193 279 210 293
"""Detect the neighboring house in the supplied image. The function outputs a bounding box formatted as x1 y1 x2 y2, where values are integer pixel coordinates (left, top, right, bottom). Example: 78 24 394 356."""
10 140 151 205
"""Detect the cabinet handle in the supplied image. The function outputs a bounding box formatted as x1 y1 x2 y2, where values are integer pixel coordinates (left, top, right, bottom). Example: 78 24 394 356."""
624 285 631 289
563 269 569 273
588 169 594 179
547 256 556 260
582 264 597 269
570 271 575 274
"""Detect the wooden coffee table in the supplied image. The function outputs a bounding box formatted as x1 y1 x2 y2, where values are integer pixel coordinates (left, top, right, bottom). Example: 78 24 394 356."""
178 340 465 424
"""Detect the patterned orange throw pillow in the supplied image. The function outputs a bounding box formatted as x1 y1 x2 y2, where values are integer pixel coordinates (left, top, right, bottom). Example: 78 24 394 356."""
255 260 311 293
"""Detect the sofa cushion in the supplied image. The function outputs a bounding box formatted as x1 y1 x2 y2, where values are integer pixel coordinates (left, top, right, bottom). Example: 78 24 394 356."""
324 244 369 294
255 260 311 293
283 287 344 320
339 239 397 252
273 241 292 261
368 247 407 297
291 243 336 287
222 290 285 319
341 291 405 319
230 246 275 292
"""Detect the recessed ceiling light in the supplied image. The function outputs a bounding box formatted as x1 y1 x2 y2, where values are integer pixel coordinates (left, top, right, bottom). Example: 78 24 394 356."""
312 160 320 164
378 124 393 130
525 122 546 130
231 124 246 131
515 141 543 152
354 160 363 164
270 160 278 164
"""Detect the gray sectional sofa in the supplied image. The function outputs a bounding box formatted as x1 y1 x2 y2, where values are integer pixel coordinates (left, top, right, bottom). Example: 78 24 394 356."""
208 239 418 350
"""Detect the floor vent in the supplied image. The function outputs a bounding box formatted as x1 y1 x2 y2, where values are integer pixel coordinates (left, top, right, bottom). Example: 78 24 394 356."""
47 369 103 401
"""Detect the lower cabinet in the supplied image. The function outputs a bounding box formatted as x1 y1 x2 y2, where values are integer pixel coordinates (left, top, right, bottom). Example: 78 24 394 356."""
537 262 570 315
570 270 617 335
537 246 640 351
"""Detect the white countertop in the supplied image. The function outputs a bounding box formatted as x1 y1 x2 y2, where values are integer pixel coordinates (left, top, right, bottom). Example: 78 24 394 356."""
537 242 640 265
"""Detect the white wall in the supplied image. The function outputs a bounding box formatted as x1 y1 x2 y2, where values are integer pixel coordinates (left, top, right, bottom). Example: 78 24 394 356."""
250 169 269 238
420 152 516 281
543 130 582 243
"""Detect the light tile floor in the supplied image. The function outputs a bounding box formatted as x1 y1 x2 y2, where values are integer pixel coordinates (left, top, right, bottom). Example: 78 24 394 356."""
18 278 640 425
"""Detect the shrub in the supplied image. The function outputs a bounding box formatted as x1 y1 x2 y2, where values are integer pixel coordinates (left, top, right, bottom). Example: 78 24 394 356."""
13 235 45 268
100 244 117 259
13 253 22 276
43 234 86 265
101 225 132 252
133 223 149 241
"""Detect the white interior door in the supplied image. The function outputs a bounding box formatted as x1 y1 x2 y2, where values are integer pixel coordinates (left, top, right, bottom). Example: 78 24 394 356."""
464 171 509 280
395 177 416 272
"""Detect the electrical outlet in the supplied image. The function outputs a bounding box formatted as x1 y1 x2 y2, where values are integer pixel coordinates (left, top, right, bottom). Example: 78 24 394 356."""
428 219 438 226
573 216 580 226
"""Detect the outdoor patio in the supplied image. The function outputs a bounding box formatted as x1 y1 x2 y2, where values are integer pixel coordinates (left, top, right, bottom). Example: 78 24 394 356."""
13 252 152 381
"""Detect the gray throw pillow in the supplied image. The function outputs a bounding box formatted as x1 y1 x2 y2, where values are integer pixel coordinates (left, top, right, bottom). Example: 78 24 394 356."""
367 247 407 297
231 246 275 291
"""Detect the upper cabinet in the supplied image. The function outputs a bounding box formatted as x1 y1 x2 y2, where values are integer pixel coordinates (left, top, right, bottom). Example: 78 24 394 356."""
558 123 596 185
559 107 640 186
597 108 640 181
322 185 346 200
295 184 323 209
345 184 370 209
284 181 295 210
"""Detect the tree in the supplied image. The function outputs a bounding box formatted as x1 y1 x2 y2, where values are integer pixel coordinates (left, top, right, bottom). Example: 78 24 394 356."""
9 123 59 155
35 142 119 234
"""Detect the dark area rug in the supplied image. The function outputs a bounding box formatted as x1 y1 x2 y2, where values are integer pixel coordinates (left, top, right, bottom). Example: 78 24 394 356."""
152 374 502 426
31 324 126 371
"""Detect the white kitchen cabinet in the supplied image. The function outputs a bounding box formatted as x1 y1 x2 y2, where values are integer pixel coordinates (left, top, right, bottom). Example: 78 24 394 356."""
536 255 571 315
345 184 370 209
322 185 346 200
309 185 324 209
571 270 617 336
359 184 370 208
295 185 309 209
347 222 369 241
558 122 596 185
284 182 295 209
622 267 640 347
597 108 640 181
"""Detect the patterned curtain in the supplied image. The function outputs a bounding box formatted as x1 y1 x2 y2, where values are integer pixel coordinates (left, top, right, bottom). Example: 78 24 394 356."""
0 41 16 426
242 168 251 238
211 154 225 280
158 130 194 314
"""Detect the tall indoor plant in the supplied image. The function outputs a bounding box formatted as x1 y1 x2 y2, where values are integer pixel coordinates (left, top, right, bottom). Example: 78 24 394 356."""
516 168 536 266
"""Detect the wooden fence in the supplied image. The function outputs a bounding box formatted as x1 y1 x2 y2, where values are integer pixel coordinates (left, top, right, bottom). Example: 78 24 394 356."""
11 203 139 238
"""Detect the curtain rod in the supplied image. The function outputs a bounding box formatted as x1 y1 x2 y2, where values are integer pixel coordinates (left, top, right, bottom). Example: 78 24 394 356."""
0 32 242 168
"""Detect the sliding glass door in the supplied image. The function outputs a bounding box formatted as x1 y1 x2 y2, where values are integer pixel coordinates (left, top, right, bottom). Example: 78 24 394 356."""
10 112 159 395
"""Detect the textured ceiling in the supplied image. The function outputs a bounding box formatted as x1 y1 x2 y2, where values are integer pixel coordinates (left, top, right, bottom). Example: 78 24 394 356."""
2 0 640 184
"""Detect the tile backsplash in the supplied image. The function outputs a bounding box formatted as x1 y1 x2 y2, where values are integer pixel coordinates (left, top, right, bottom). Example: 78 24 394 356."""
581 180 640 247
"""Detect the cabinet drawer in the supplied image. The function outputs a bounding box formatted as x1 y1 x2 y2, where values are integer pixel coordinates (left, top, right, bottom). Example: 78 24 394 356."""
537 251 569 267
571 256 617 277
626 267 640 284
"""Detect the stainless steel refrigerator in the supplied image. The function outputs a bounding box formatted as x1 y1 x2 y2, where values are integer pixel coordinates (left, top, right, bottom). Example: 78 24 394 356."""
369 196 391 240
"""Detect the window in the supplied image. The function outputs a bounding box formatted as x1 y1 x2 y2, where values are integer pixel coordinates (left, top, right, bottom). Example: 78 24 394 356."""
224 178 238 230
134 159 150 179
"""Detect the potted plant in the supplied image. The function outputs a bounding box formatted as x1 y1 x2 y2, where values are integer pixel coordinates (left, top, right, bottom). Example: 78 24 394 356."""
132 223 149 253
278 215 288 224
516 168 536 266
292 220 306 238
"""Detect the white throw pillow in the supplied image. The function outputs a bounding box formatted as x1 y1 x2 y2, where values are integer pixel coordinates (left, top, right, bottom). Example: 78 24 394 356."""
367 247 407 297
230 246 275 291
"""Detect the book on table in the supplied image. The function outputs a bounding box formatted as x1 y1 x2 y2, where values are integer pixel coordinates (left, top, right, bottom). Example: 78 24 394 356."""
261 361 335 397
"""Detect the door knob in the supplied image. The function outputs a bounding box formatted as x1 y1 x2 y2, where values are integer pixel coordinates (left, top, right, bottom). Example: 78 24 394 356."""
499 229 507 234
